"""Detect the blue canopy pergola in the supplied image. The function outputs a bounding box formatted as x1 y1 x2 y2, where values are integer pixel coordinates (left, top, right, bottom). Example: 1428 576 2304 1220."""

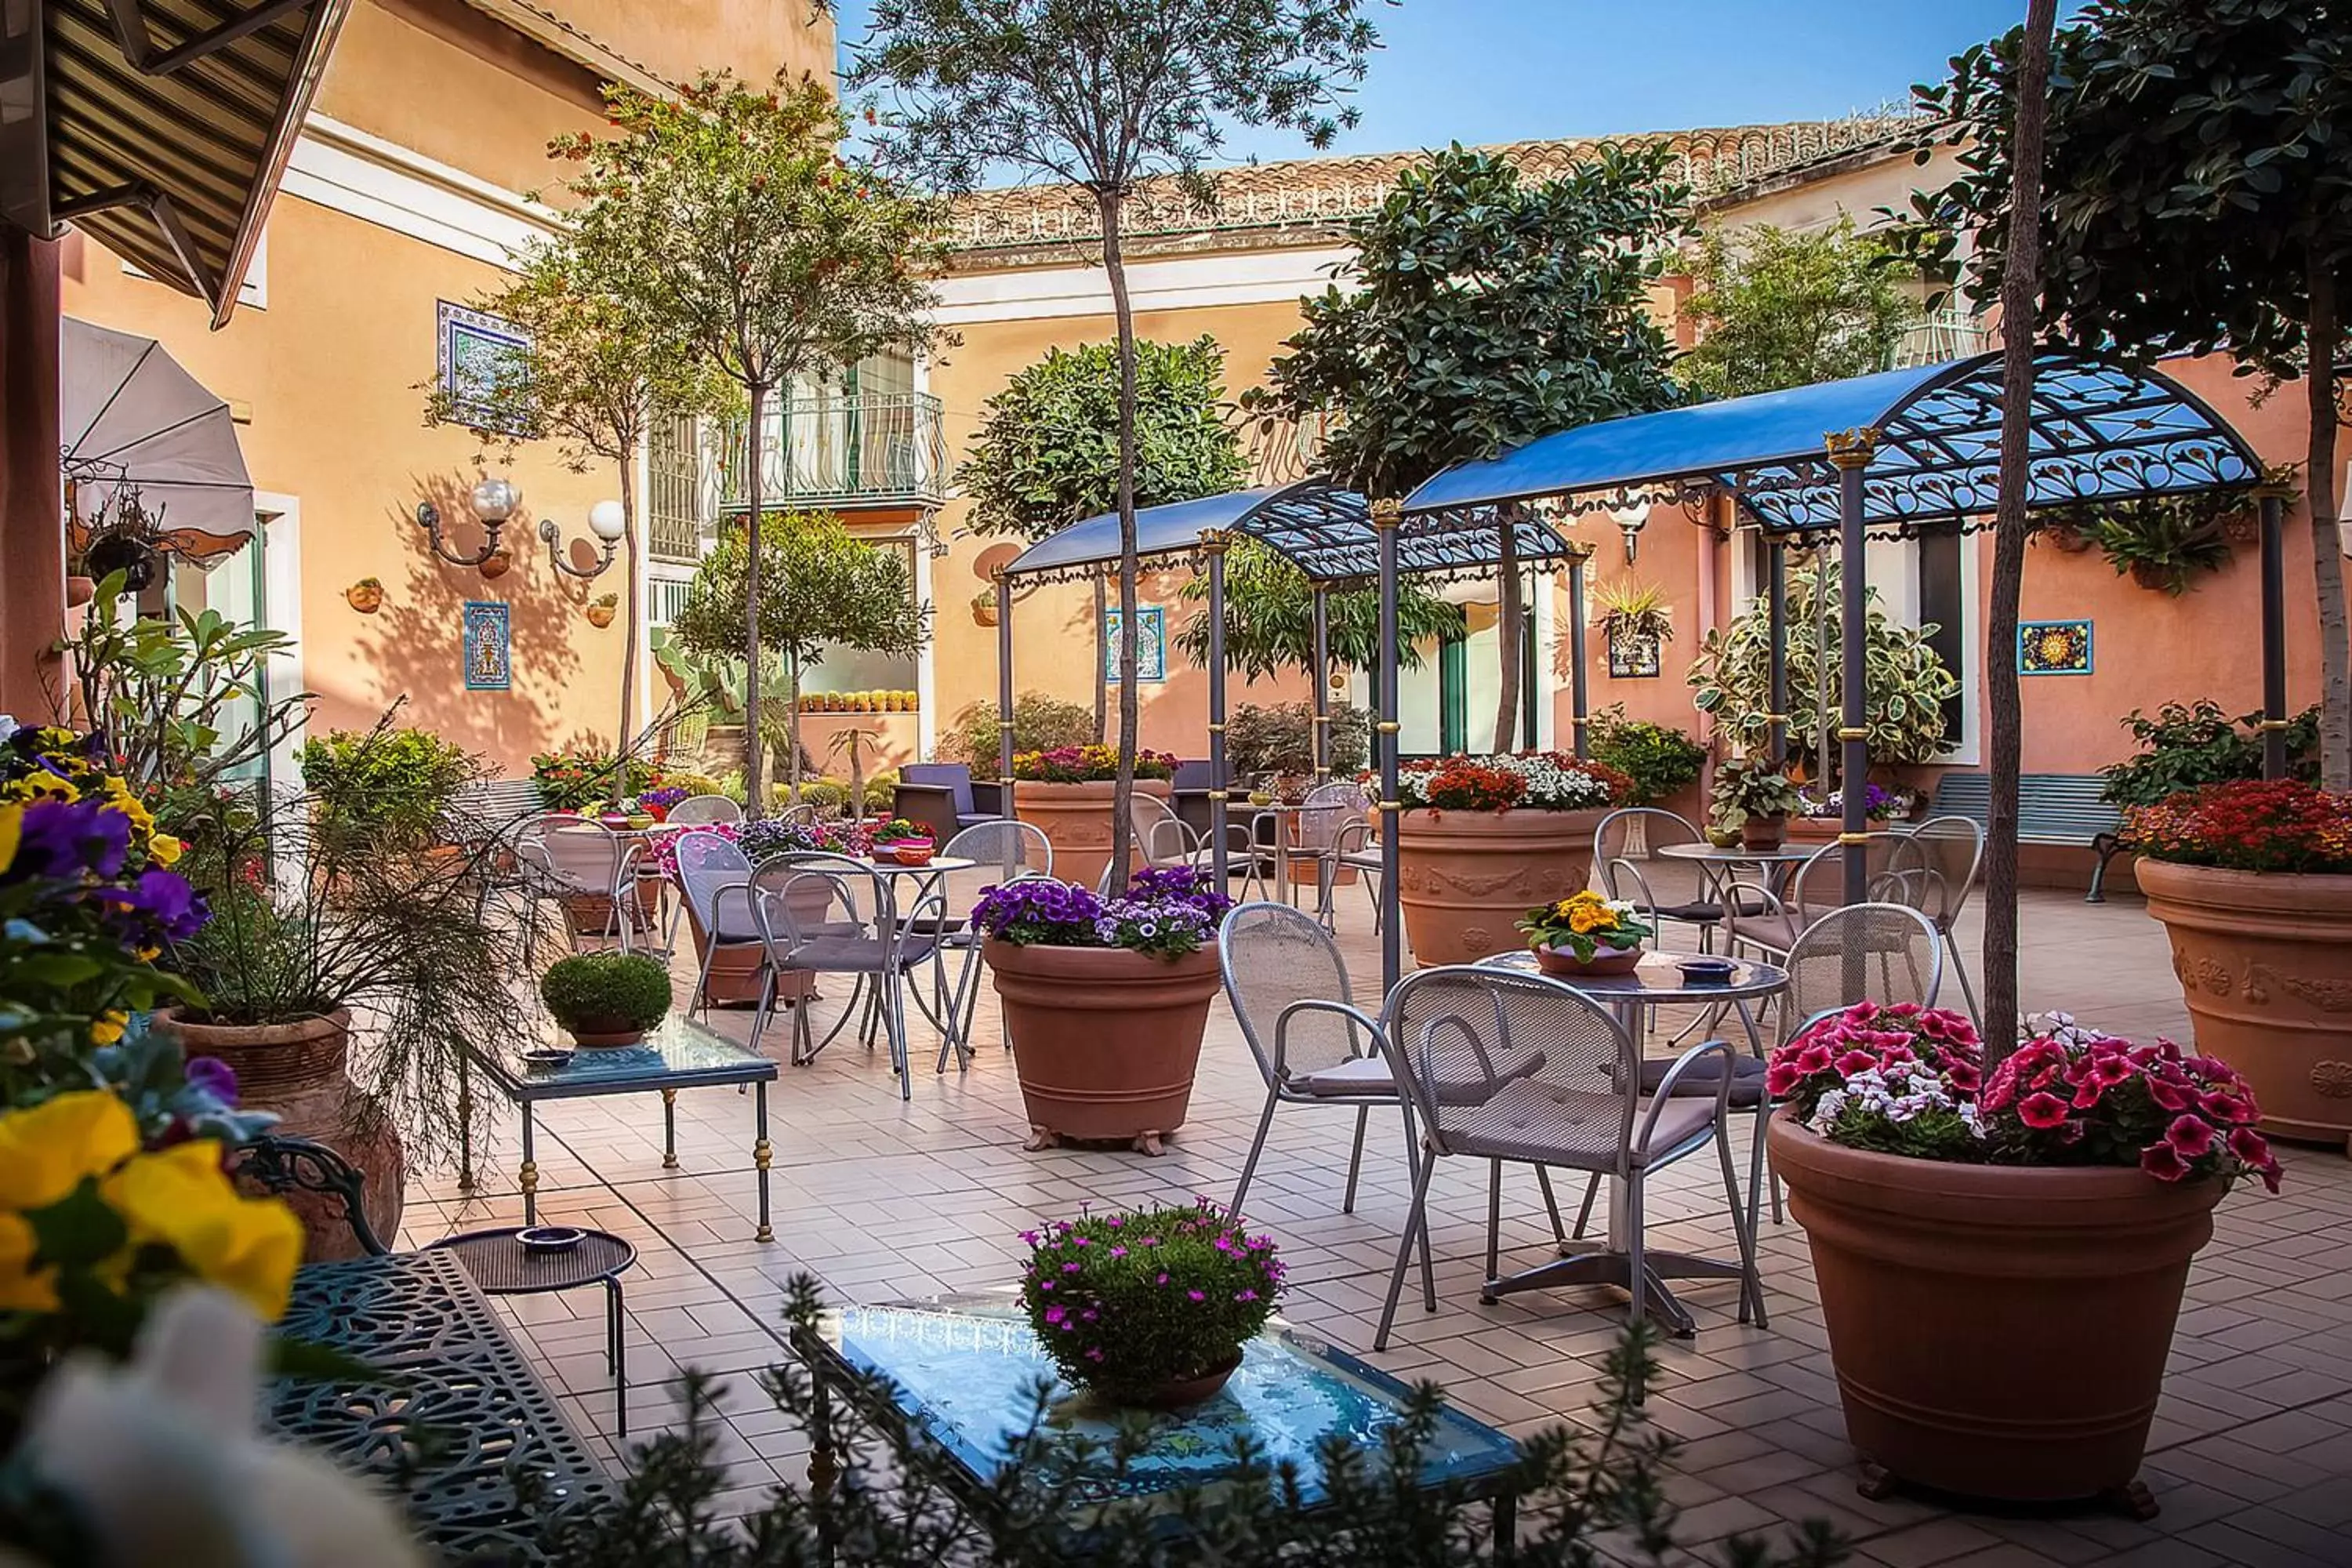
994 481 1584 940
1400 349 2271 943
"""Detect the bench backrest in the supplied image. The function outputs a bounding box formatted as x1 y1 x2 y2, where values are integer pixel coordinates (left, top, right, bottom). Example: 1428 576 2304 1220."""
1931 772 2122 840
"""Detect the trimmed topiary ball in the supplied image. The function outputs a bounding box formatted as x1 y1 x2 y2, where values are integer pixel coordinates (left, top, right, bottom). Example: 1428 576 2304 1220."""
540 953 673 1035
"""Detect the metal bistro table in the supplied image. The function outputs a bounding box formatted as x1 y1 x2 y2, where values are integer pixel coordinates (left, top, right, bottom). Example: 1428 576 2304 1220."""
797 1296 1522 1554
1476 949 1788 1337
461 1014 780 1240
267 1250 613 1563
1652 838 1818 902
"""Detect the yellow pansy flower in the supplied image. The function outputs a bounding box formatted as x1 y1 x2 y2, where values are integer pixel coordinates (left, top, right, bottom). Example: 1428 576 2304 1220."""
5 774 77 804
147 833 183 867
103 1142 303 1323
0 1092 142 1311
88 1011 129 1046
0 804 20 877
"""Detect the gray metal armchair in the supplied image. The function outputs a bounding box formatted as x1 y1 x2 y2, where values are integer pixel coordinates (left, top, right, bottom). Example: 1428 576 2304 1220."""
1372 965 1760 1363
1887 815 1985 1025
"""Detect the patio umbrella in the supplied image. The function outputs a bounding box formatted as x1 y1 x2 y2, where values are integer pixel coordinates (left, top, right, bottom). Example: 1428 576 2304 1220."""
60 318 255 568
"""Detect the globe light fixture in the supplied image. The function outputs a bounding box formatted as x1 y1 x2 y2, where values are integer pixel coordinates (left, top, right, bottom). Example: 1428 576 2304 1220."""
413 476 520 568
540 499 626 580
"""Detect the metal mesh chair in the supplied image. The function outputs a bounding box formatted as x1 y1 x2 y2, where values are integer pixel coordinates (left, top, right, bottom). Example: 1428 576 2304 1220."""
518 815 650 953
1287 781 1369 927
1106 796 1265 899
1372 966 1759 1362
1726 835 1909 964
1887 815 1985 1025
673 830 758 1019
921 821 1055 1066
666 794 742 826
1330 815 1385 931
749 852 936 1100
1594 808 1767 953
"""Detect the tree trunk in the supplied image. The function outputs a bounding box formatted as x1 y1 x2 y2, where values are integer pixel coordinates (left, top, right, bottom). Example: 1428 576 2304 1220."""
786 645 804 804
1099 189 1141 899
1982 0 2058 1062
742 381 769 818
2308 262 2350 792
1092 567 1109 745
613 474 640 810
1491 507 1523 753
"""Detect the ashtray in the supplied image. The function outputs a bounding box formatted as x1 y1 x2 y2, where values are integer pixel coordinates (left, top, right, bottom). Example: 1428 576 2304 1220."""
517 1225 585 1254
1677 957 1738 985
521 1047 575 1071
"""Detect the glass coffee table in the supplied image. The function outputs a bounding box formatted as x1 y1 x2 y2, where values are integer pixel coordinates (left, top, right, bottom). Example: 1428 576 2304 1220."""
459 1014 779 1240
797 1296 1521 1542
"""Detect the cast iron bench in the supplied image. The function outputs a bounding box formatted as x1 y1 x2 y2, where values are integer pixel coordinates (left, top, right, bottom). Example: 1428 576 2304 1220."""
1930 772 2127 903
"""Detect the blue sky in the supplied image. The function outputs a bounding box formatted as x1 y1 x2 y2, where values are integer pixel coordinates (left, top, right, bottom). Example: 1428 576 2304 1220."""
829 1 2043 169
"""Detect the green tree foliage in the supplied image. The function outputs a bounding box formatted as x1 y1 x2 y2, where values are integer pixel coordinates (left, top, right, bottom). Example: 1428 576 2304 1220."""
960 336 1248 740
557 73 940 813
1902 1 2352 789
1173 539 1461 681
670 513 931 799
1247 143 1696 748
424 239 731 775
1676 219 1920 401
848 0 1383 892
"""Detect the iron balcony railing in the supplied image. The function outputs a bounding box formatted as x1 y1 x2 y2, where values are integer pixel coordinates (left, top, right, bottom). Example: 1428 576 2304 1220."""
1890 310 1993 369
718 390 949 512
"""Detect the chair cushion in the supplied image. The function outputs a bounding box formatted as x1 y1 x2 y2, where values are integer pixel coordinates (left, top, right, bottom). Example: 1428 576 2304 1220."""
1440 1081 1717 1167
1637 1052 1768 1109
782 935 936 971
1732 913 1802 954
1290 1055 1394 1097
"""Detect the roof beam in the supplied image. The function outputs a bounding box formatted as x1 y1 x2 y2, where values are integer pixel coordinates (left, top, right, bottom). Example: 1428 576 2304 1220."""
103 0 314 76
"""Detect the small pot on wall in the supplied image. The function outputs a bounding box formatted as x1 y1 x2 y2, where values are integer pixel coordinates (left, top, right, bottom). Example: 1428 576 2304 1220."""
346 579 384 615
478 550 513 581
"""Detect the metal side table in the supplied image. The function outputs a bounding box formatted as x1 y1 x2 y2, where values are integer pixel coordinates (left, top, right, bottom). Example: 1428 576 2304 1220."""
433 1225 639 1436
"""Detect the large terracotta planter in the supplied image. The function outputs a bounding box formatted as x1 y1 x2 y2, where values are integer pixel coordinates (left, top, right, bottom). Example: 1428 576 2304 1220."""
1014 779 1173 894
983 938 1219 1155
152 1007 404 1264
2137 857 2352 1147
1392 807 1610 967
1769 1112 2224 1503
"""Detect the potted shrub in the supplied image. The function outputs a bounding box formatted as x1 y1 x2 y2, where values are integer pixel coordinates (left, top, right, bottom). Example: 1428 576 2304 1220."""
1516 891 1652 977
298 725 481 859
1586 707 1707 811
1017 1202 1283 1409
1011 744 1180 894
869 817 934 866
1390 752 1629 967
1766 1004 2280 1504
1709 757 1803 851
2126 779 2352 1146
159 791 546 1261
540 953 672 1047
974 867 1232 1155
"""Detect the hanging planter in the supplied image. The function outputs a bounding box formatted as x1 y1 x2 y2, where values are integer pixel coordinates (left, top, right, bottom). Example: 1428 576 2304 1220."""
345 578 384 615
478 549 514 581
584 593 619 629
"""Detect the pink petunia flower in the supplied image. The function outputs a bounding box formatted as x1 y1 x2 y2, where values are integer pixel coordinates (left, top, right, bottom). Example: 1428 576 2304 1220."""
2164 1114 2216 1160
2140 1142 2190 1181
2017 1091 2071 1130
2198 1090 2256 1125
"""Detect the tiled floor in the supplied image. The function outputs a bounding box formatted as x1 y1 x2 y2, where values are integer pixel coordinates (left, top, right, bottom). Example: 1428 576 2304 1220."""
407 885 2352 1566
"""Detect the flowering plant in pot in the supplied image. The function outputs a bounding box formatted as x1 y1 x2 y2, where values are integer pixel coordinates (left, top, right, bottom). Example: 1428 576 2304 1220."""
868 816 934 865
635 783 691 822
539 953 673 1047
737 817 871 861
1388 752 1629 967
1765 1002 2278 1506
973 868 1233 1153
1009 746 1181 890
1708 757 1803 851
1515 891 1652 977
1017 1200 1282 1409
2121 779 2352 1145
1011 746 1178 785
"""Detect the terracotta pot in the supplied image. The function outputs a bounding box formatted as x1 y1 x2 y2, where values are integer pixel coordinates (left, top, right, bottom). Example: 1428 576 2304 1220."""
1013 779 1173 895
1785 815 1842 844
564 1021 649 1047
1740 814 1787 852
1769 1112 2223 1502
2137 858 2352 1145
984 938 1218 1154
65 575 95 608
1533 940 1642 978
152 1007 404 1264
684 902 814 1009
1094 1348 1243 1410
1392 808 1609 968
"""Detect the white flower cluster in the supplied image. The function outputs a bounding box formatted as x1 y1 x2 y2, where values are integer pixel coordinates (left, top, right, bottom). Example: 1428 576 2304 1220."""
1507 753 1619 809
1808 1060 1984 1138
2021 1010 2111 1048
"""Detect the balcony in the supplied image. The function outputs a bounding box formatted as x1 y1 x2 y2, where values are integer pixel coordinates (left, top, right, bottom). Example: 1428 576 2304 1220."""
718 391 949 514
1890 310 1994 369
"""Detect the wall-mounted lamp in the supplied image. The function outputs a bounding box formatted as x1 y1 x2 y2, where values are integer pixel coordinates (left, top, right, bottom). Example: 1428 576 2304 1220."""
1605 502 1649 564
415 477 518 568
539 499 626 580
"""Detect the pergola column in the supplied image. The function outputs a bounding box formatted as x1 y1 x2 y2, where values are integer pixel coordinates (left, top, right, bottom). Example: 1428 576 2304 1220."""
2257 484 2290 780
1766 537 1789 769
1372 497 1403 994
1565 542 1592 759
1203 530 1231 882
994 568 1015 822
1310 583 1331 781
1825 428 1877 906
0 230 64 718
